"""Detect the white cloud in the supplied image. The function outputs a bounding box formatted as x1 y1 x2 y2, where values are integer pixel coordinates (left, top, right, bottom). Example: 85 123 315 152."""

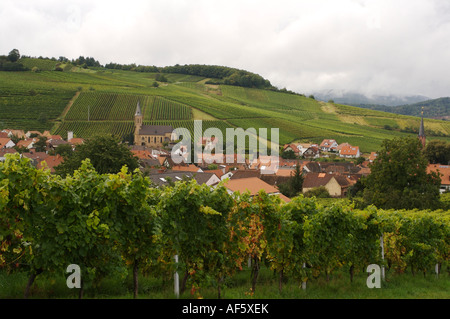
1 0 450 98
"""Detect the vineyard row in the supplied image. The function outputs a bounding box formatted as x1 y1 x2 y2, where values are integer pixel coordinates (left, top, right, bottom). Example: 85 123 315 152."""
64 92 193 121
0 154 448 298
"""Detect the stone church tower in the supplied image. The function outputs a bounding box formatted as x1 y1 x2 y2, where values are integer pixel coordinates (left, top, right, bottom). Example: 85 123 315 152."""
133 101 174 147
134 101 143 143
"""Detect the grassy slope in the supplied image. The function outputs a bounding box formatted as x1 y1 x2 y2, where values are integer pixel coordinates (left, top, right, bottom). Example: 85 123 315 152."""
1 65 450 153
1 265 448 299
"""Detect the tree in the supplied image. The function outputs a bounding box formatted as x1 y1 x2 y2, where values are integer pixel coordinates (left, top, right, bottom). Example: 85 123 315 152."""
33 136 47 152
54 143 73 158
355 156 365 165
155 73 168 82
362 137 441 210
277 163 304 198
424 140 450 165
303 186 330 198
7 49 20 62
281 149 296 159
55 135 139 176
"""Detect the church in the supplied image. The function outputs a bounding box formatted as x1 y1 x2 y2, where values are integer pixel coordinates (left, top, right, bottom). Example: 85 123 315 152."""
134 101 176 148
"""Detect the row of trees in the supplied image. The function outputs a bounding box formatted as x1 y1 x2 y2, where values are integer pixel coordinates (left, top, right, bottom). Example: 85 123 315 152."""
0 49 27 71
163 64 273 89
5 48 299 92
1 49 102 71
104 62 274 89
0 153 448 299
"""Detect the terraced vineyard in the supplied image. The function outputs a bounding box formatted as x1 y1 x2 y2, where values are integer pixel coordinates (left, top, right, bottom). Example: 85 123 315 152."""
0 72 76 131
54 121 134 139
1 62 450 152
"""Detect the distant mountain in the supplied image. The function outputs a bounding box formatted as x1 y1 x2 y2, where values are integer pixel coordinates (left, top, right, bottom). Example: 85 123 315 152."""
313 90 450 120
314 89 430 107
353 97 450 120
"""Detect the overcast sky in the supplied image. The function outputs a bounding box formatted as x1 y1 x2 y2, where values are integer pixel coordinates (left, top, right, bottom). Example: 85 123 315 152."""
2 0 450 99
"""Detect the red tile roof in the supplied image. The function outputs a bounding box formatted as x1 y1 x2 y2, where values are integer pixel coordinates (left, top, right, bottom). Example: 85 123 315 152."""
427 164 450 185
223 177 279 195
37 155 64 173
340 145 359 156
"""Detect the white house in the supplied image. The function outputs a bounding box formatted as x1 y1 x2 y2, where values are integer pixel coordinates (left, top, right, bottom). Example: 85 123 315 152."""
0 138 16 149
339 145 360 158
320 139 338 152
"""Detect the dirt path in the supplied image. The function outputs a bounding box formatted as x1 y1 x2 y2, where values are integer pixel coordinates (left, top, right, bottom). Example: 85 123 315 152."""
61 91 81 119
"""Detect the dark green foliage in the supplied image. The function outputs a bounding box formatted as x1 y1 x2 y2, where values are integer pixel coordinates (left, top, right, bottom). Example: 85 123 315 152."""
0 55 27 71
424 140 450 165
362 137 441 209
33 136 47 152
281 149 296 159
162 64 272 89
73 56 101 67
154 73 168 82
54 143 74 158
0 155 449 298
278 164 304 198
7 49 20 62
303 186 330 198
55 135 139 176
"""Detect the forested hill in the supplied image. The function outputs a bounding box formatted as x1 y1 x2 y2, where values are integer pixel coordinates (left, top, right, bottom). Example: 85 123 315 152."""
354 97 450 120
106 63 274 89
4 48 274 91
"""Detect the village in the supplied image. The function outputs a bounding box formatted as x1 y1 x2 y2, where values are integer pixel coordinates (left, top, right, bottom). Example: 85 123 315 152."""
1 124 448 203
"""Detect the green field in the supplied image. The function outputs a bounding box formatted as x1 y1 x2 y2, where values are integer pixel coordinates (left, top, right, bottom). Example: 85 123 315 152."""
1 264 448 299
1 63 450 152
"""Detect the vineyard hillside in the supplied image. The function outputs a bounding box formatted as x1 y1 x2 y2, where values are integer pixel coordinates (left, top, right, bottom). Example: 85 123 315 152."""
1 66 450 153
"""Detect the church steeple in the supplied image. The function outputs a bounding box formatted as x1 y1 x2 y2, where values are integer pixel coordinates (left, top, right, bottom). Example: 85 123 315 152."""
134 101 143 141
135 100 142 116
418 107 426 148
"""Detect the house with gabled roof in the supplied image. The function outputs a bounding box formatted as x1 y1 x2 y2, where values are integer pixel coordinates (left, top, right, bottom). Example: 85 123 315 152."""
2 129 25 139
368 152 378 163
229 169 261 180
222 177 291 202
320 139 338 152
16 138 36 150
68 137 85 147
172 164 203 173
336 142 351 152
37 154 64 173
0 137 15 149
339 145 360 158
283 143 300 157
427 164 450 193
302 172 356 197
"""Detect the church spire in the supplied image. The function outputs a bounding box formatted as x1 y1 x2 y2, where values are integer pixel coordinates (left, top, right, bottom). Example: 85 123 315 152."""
418 107 426 148
135 100 142 116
